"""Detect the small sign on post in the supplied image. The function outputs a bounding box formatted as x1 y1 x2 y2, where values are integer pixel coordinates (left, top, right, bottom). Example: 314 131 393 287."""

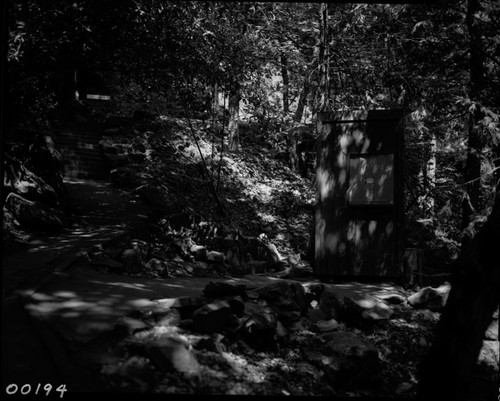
86 94 111 101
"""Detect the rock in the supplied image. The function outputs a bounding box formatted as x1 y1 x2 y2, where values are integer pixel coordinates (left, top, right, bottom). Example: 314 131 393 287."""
319 286 342 320
290 282 308 314
296 362 323 381
305 283 325 300
121 248 143 273
396 382 414 395
190 301 233 334
171 296 208 309
485 319 498 340
322 331 379 362
145 258 168 272
407 282 451 310
114 316 149 335
202 281 247 298
3 156 60 208
278 310 301 324
174 238 194 259
375 293 407 305
30 134 64 170
308 307 328 323
321 331 380 387
316 319 339 333
241 304 277 350
156 309 181 327
342 294 394 322
479 340 499 370
207 251 225 263
194 333 226 353
227 296 245 317
103 355 153 391
190 245 207 261
146 336 200 376
5 192 68 230
305 350 334 366
254 281 294 304
276 321 287 338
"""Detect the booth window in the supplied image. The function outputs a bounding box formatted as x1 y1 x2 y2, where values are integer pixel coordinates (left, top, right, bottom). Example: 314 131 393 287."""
347 154 394 205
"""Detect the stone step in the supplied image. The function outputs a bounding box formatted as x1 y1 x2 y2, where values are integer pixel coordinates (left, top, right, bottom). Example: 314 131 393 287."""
59 146 104 158
64 169 109 180
63 157 109 169
64 168 110 179
56 136 102 146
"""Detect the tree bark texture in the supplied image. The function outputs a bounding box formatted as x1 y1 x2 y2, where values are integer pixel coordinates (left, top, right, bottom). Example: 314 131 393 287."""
462 0 486 231
316 3 330 113
294 82 310 123
281 54 289 114
228 87 241 152
417 183 500 400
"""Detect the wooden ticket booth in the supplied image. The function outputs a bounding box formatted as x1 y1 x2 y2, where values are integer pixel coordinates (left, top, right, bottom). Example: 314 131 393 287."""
314 109 405 279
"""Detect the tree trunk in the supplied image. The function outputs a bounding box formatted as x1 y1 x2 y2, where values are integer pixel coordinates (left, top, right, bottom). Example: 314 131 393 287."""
462 0 486 231
418 132 437 216
294 82 310 123
315 3 330 114
228 87 241 152
417 182 500 400
281 54 290 114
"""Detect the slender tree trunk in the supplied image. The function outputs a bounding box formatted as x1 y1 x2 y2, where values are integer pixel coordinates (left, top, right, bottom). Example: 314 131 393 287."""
462 0 486 232
316 3 330 113
228 86 241 152
418 132 437 216
294 82 310 123
281 54 290 114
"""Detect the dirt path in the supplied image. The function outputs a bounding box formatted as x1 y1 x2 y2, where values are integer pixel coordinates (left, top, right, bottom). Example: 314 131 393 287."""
2 178 152 393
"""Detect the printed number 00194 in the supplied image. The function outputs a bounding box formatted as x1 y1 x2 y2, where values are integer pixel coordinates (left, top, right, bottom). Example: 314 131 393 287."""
5 384 67 398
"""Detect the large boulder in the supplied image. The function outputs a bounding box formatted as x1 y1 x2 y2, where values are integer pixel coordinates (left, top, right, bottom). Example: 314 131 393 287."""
485 319 498 341
254 281 295 304
240 302 278 350
27 133 65 176
320 331 380 387
341 294 393 323
5 192 68 230
3 155 59 208
121 248 143 274
145 335 200 376
319 286 342 320
189 301 234 334
407 282 451 311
